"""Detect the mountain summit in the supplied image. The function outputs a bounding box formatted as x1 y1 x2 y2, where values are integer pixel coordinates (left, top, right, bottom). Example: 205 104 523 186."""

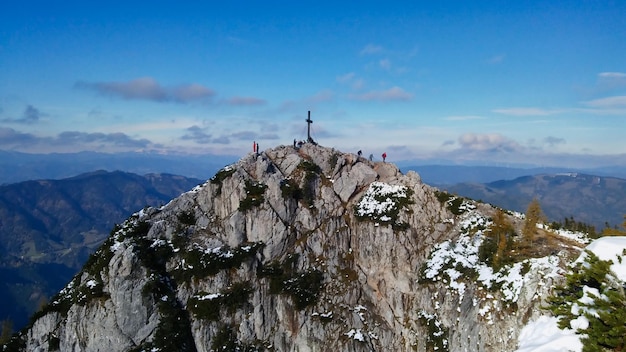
6 143 585 351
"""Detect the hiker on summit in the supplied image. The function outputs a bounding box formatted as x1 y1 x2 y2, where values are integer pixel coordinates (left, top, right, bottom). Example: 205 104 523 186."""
382 152 387 162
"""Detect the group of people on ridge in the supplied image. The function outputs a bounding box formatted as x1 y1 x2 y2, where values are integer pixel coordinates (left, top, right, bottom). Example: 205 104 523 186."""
357 150 386 162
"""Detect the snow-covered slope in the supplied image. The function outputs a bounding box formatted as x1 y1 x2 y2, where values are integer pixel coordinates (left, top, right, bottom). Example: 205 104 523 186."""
516 236 626 352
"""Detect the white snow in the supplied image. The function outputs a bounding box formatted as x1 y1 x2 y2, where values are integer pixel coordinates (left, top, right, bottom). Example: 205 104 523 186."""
578 236 626 281
110 240 123 252
516 316 582 352
549 227 590 245
195 293 223 300
345 328 365 342
515 236 626 352
355 182 408 220
423 210 563 304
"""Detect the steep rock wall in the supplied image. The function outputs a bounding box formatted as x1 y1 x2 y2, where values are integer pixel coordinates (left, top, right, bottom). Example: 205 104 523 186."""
9 144 573 352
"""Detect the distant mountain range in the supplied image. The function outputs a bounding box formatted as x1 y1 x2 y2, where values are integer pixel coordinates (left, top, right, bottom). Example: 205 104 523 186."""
443 173 626 231
0 170 202 329
0 150 236 185
3 150 626 186
401 164 626 185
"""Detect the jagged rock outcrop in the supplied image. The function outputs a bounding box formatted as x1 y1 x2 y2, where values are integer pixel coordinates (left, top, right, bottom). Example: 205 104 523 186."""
5 144 578 352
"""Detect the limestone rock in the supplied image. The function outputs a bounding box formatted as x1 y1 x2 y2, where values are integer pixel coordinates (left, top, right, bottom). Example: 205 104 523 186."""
7 143 577 352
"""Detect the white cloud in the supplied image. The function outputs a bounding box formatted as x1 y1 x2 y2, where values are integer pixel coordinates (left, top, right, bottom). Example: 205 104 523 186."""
444 115 486 121
306 90 334 103
543 136 566 147
0 105 45 124
360 44 383 55
337 73 365 90
76 77 215 104
492 107 563 116
598 72 626 79
582 95 626 109
349 86 413 102
337 73 355 83
458 133 521 153
379 59 391 70
226 96 266 106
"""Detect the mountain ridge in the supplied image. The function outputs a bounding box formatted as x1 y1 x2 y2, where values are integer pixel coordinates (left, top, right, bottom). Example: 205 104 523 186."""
4 143 587 351
445 172 626 230
401 164 626 185
0 150 235 185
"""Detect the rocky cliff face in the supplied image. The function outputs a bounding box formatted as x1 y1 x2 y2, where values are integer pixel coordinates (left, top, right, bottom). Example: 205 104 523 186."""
5 144 580 352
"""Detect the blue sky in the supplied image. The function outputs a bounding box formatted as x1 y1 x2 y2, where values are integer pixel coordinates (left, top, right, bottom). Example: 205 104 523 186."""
1 1 625 167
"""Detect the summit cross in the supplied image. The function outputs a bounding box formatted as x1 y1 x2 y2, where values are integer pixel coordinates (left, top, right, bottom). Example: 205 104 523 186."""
306 111 313 143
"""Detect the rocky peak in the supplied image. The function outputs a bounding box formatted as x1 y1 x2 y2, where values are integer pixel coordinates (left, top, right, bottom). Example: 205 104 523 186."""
5 143 580 352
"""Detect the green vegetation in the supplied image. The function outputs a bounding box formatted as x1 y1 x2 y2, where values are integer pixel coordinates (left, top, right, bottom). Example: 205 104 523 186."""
417 311 449 352
354 183 414 231
283 270 324 309
298 160 321 207
83 224 123 277
239 180 268 211
546 250 626 351
128 232 195 352
126 219 152 238
601 214 626 237
133 237 174 273
329 152 340 170
280 178 303 202
550 216 598 238
210 166 236 195
130 297 196 352
188 282 253 321
257 255 324 310
47 334 60 351
173 242 264 282
211 324 266 352
177 210 196 226
298 160 322 174
434 190 468 216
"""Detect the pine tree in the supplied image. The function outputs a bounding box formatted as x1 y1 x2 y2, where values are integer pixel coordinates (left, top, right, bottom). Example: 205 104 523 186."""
583 284 626 351
546 250 626 351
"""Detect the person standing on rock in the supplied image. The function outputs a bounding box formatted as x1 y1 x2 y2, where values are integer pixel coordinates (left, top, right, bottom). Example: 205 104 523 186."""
357 150 362 157
382 152 387 162
369 154 373 161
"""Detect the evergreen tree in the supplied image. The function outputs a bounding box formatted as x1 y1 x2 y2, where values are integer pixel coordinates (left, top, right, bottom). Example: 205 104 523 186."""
602 215 626 236
583 283 626 351
546 250 626 351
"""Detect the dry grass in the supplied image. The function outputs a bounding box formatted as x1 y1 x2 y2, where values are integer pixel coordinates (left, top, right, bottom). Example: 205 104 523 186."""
508 227 582 263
